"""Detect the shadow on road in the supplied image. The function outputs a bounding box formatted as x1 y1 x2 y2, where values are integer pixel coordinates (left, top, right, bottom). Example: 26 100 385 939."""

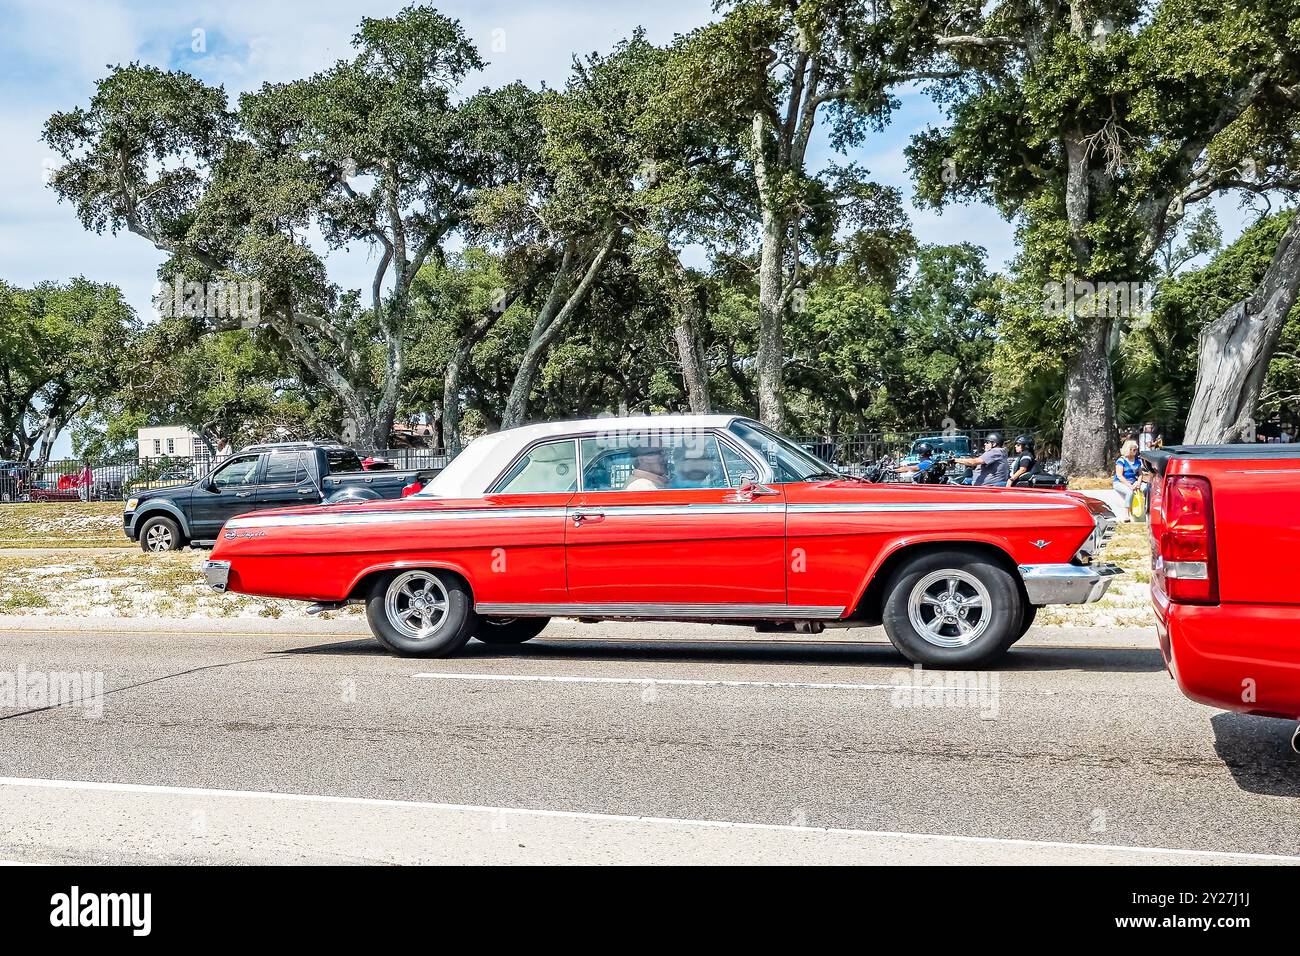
276 634 1166 673
1210 712 1300 797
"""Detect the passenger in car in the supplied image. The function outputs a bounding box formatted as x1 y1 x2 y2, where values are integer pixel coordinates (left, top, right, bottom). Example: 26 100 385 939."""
624 448 670 491
673 454 718 488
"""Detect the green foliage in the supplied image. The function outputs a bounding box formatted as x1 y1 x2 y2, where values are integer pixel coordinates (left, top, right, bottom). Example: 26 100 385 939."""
0 278 139 461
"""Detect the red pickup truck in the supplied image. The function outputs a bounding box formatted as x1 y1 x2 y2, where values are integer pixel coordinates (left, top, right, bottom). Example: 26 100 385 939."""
1143 445 1300 721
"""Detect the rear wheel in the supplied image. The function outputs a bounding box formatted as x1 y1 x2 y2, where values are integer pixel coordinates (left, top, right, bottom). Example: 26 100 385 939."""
476 617 549 645
139 515 183 553
882 550 1022 668
365 569 476 656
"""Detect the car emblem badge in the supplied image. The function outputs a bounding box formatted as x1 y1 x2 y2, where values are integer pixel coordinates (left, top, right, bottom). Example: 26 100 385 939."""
1032 539 1050 549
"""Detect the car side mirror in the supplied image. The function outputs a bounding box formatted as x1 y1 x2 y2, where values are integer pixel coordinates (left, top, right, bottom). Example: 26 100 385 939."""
728 476 779 502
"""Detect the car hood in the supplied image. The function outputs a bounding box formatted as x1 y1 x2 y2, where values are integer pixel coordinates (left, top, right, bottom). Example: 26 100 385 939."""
131 482 196 504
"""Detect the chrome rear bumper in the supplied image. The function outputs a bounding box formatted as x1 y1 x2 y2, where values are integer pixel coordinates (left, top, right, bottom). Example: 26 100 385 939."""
203 559 231 592
1019 563 1122 605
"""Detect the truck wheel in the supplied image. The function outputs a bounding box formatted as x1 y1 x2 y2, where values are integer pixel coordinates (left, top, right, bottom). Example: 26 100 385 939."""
366 569 477 657
476 617 549 645
139 515 183 553
881 550 1022 668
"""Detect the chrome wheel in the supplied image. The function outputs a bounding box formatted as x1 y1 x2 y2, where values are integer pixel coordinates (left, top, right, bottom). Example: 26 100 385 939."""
384 570 449 640
145 523 174 551
907 569 992 648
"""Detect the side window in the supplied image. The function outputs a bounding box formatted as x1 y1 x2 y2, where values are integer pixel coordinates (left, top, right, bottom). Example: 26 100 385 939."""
719 441 756 488
263 452 307 485
580 432 732 491
211 455 260 489
494 440 578 494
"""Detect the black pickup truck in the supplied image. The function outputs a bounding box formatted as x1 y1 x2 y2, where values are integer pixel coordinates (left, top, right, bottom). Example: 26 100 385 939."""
124 442 437 552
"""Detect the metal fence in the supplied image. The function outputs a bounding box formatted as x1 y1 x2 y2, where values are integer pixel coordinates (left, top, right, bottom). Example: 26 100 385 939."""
795 428 1008 476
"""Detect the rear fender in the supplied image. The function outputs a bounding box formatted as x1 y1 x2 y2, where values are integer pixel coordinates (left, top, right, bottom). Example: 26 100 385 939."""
345 559 476 600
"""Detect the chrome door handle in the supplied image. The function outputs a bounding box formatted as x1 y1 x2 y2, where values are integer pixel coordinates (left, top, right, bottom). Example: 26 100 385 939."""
297 487 313 494
571 510 605 525
235 491 253 498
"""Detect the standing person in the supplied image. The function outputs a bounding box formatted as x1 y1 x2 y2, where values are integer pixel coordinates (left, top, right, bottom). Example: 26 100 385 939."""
1113 439 1144 521
1139 423 1156 452
77 463 93 502
1007 435 1037 486
955 433 1010 486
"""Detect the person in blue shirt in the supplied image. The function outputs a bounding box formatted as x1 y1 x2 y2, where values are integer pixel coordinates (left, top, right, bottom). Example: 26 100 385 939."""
1113 439 1145 521
895 442 936 480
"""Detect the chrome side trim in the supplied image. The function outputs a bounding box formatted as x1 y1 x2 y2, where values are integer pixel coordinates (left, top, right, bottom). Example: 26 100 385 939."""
226 506 570 530
203 559 231 592
475 601 845 620
788 502 1076 514
568 503 785 517
1019 562 1122 605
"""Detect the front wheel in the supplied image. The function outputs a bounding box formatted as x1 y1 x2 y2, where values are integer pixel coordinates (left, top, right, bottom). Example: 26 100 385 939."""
476 617 549 645
139 515 183 552
365 568 477 657
881 550 1022 668
1014 603 1039 642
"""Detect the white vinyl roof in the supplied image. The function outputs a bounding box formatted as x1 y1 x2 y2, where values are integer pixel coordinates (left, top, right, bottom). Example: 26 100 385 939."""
418 414 746 498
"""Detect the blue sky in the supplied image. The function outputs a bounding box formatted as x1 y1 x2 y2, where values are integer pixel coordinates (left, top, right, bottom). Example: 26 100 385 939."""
0 0 1262 455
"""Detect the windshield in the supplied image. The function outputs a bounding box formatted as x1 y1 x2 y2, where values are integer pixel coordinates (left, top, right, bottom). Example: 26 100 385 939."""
727 420 838 483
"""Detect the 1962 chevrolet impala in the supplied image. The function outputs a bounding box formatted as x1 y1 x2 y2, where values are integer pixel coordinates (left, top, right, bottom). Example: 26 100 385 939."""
204 415 1120 667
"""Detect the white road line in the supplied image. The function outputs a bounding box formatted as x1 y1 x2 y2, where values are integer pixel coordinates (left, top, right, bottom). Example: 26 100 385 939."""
412 672 926 691
0 776 1293 864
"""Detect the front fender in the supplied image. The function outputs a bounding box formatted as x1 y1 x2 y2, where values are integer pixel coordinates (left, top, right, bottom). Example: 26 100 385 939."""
129 499 192 540
848 532 1022 611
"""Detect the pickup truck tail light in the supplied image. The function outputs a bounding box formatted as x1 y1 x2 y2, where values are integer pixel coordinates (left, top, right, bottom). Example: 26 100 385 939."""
401 480 423 498
1159 474 1218 605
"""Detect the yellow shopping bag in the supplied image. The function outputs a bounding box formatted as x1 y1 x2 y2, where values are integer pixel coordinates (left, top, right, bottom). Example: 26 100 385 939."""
1130 484 1145 519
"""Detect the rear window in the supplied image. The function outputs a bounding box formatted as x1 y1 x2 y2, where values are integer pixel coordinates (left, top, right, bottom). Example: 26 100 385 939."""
325 448 364 473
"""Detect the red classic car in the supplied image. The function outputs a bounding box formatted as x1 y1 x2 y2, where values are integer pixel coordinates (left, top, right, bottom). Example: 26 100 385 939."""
204 416 1120 666
1144 444 1300 721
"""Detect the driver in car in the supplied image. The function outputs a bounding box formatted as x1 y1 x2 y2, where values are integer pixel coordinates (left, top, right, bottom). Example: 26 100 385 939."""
624 447 670 491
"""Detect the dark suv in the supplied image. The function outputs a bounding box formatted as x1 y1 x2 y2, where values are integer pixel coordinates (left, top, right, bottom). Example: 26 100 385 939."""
124 442 438 552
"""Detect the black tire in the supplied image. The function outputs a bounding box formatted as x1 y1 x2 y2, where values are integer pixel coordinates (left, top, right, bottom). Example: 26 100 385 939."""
881 549 1023 668
139 515 183 552
365 568 477 657
476 617 549 645
1014 603 1039 642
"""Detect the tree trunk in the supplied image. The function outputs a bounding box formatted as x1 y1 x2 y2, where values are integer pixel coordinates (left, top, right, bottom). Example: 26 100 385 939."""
1060 315 1117 476
1183 215 1300 444
756 208 786 429
501 231 617 429
668 260 712 414
442 346 470 457
1057 126 1117 476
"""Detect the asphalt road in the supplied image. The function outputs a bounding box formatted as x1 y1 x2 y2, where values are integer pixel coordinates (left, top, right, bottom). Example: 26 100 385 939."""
0 618 1297 865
